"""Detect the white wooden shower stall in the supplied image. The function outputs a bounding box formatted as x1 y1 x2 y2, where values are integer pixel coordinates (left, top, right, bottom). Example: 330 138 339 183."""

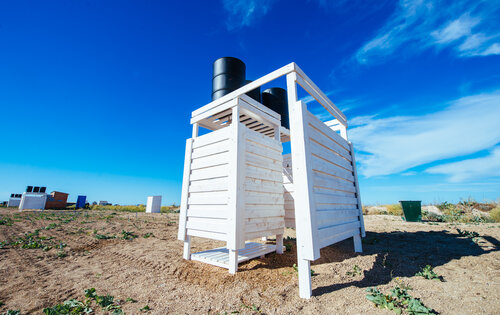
178 63 364 298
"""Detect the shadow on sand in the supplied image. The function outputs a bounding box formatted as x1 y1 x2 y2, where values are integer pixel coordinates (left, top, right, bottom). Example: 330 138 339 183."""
310 229 499 296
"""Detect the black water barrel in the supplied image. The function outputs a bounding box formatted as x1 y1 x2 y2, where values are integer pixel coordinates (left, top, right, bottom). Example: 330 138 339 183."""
26 186 33 193
262 88 289 129
212 57 246 101
33 186 40 193
244 80 261 103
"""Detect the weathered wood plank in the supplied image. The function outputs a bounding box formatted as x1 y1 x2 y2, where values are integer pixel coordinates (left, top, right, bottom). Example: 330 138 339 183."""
188 191 228 205
191 152 229 170
307 111 350 151
189 177 228 193
186 217 227 234
190 164 229 181
311 156 355 182
307 127 351 161
317 221 360 241
192 127 230 149
318 228 359 249
313 173 356 193
246 128 282 152
187 229 226 241
191 139 230 159
309 140 352 171
245 165 282 182
314 192 358 206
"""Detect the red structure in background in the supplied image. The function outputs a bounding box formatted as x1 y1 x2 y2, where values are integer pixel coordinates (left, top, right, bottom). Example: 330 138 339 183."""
45 191 69 210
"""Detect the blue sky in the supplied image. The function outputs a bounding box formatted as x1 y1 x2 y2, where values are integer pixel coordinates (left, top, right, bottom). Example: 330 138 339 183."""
0 0 499 205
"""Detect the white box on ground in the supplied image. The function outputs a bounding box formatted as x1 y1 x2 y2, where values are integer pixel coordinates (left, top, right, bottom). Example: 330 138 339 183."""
8 197 21 207
19 192 47 210
146 196 162 213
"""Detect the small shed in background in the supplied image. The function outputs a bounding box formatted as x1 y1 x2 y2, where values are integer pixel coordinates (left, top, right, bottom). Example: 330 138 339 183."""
45 191 69 210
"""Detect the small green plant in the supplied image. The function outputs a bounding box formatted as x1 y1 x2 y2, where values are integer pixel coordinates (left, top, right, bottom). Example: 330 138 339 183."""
292 263 315 276
385 204 403 216
2 310 21 315
0 216 13 226
456 228 479 238
126 297 137 303
44 223 58 230
489 206 500 222
366 286 437 315
56 250 67 258
415 265 442 281
346 265 362 277
285 243 292 252
240 303 261 314
143 233 154 238
121 230 138 240
140 305 151 312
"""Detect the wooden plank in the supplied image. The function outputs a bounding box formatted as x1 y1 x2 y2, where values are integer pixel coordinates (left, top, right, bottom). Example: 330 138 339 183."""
245 165 282 182
245 192 284 205
350 142 366 237
191 98 237 125
313 173 356 193
189 177 228 193
311 156 354 182
186 217 227 234
287 78 320 261
245 216 284 225
191 152 229 170
192 127 230 149
187 229 226 241
245 178 284 194
309 140 352 171
191 139 230 159
316 215 360 230
313 186 356 198
246 128 282 152
318 228 359 249
294 65 347 126
317 221 360 241
178 138 193 241
246 141 282 162
307 111 350 151
314 192 358 206
245 220 285 233
307 127 351 161
190 164 229 181
246 152 282 172
316 203 358 211
245 207 285 218
187 207 228 219
245 228 284 239
188 191 228 205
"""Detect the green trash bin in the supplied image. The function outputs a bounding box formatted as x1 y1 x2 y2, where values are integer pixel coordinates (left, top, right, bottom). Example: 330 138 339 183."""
399 201 422 222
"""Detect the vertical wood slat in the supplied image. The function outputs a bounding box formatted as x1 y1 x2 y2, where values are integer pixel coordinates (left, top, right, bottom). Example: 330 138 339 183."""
227 106 246 250
350 142 365 237
287 72 320 261
178 138 194 241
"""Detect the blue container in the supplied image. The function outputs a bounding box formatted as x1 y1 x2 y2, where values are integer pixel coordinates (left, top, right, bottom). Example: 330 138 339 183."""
76 195 87 209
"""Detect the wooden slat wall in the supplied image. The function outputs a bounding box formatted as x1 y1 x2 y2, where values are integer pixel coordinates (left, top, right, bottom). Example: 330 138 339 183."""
244 128 285 239
282 154 295 228
185 128 230 241
306 111 362 249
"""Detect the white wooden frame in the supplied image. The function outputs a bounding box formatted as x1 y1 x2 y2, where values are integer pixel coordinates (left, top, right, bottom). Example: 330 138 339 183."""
180 63 364 298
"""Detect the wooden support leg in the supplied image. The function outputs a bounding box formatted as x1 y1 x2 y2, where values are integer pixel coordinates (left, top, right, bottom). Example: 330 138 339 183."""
229 249 238 274
298 258 312 299
353 234 362 253
183 236 191 260
261 237 268 242
276 234 283 254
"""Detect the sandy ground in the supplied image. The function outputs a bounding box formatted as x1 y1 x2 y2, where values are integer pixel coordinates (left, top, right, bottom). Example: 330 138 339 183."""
0 209 499 314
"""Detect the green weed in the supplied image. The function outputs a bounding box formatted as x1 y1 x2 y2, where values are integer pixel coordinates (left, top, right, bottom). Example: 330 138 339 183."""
415 265 443 281
346 265 362 277
366 286 437 315
140 305 151 312
121 230 138 240
143 233 154 238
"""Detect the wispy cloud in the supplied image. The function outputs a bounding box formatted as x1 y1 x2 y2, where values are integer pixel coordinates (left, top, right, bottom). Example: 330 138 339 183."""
349 89 500 178
222 0 275 30
426 146 500 182
355 0 500 64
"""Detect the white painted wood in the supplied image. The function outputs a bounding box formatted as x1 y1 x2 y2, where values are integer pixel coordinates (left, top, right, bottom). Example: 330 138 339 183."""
190 164 229 181
313 174 356 194
307 112 350 151
187 207 228 219
318 221 361 241
187 229 226 241
186 217 227 233
183 235 191 260
298 258 312 299
245 228 284 240
311 156 355 182
309 140 352 171
229 249 238 274
19 193 47 210
307 127 351 161
191 140 230 159
350 142 366 237
146 196 161 213
318 228 359 249
189 177 228 193
353 234 362 253
276 234 283 254
288 77 320 261
7 197 21 207
178 138 193 241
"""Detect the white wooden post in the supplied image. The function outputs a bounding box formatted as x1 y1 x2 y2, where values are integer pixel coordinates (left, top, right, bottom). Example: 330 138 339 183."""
287 72 319 299
276 234 284 254
183 235 192 260
298 258 312 299
178 138 194 253
350 142 365 238
353 234 362 253
227 106 246 273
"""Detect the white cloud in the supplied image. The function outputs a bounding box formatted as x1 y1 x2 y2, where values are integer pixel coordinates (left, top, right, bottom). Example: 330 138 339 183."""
222 0 275 30
355 0 500 64
349 90 500 178
426 146 500 182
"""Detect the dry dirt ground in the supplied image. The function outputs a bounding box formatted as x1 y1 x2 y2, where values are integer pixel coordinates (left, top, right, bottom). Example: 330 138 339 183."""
0 209 499 314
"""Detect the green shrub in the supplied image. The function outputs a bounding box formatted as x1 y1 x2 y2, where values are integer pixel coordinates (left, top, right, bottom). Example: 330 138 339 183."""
490 206 500 223
385 204 403 216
